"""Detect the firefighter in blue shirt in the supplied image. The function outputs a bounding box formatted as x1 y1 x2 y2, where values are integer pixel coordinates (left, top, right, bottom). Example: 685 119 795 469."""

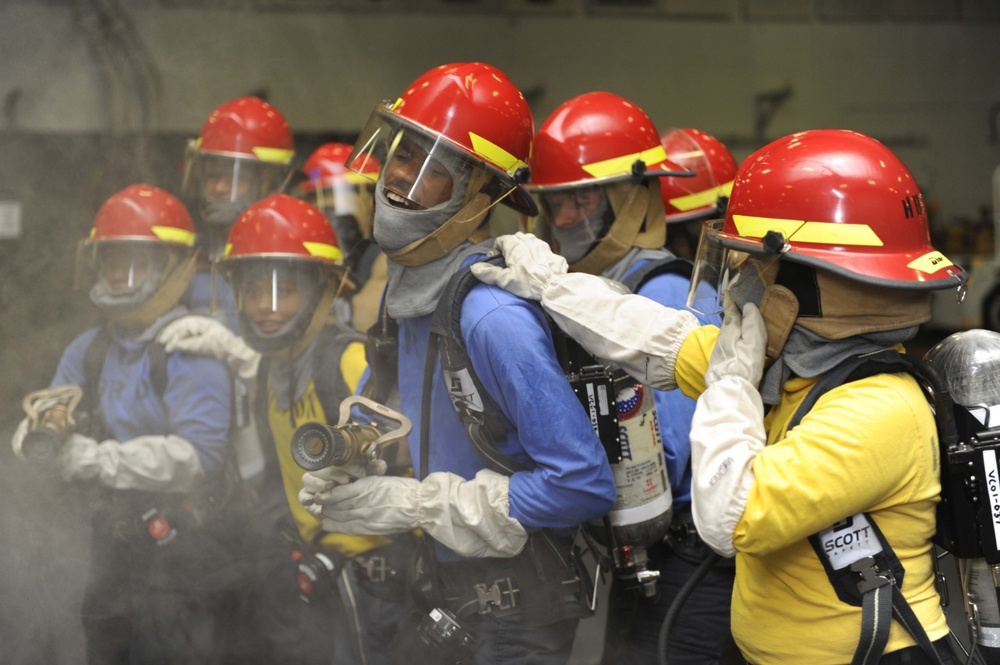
13 184 234 664
298 62 617 665
525 93 735 665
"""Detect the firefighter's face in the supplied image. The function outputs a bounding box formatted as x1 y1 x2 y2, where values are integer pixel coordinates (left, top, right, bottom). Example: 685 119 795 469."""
240 274 302 335
542 186 605 230
382 136 454 210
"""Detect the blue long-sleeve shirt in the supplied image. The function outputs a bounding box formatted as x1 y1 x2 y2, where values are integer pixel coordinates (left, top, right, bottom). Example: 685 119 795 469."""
395 275 616 560
50 317 232 478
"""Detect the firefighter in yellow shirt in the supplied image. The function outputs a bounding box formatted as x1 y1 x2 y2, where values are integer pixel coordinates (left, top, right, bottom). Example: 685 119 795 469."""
161 193 413 665
473 130 966 665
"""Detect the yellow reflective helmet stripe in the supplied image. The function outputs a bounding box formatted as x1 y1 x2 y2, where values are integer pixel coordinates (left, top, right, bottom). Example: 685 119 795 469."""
224 242 233 258
468 132 528 176
908 251 954 274
252 146 294 164
303 241 344 263
668 180 735 212
339 171 375 185
732 214 884 247
152 225 197 246
582 145 669 179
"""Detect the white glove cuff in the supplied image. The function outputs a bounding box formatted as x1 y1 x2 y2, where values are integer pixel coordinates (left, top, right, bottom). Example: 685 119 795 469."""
418 470 529 558
62 433 206 493
690 375 765 558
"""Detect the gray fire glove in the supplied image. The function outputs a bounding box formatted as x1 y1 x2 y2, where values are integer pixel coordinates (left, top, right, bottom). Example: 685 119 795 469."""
689 302 767 558
59 432 206 493
157 315 260 381
470 232 568 301
303 469 528 558
299 459 390 503
474 232 699 391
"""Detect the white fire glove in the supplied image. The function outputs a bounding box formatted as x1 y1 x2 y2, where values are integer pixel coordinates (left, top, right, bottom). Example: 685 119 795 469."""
474 233 699 390
298 459 389 507
690 302 767 558
470 232 568 301
60 432 206 493
304 469 528 558
157 315 260 381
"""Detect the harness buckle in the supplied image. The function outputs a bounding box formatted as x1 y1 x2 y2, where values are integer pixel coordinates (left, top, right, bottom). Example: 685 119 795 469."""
356 555 390 584
851 556 893 594
474 577 519 613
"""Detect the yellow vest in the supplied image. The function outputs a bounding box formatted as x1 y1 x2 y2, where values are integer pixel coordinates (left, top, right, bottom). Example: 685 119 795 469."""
267 340 390 558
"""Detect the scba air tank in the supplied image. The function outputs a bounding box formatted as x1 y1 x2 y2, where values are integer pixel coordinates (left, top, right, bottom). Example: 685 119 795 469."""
601 370 674 548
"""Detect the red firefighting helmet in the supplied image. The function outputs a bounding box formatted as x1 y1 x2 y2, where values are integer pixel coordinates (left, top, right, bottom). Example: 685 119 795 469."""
710 129 965 290
528 91 691 191
195 97 294 163
659 128 737 224
300 143 380 194
348 62 537 215
90 184 196 247
221 194 344 352
223 194 343 265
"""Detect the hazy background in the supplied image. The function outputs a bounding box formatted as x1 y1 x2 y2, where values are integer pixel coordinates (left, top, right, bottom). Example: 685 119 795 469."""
1 0 998 662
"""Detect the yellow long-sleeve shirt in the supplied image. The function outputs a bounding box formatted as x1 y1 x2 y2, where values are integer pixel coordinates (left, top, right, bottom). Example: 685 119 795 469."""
675 326 949 665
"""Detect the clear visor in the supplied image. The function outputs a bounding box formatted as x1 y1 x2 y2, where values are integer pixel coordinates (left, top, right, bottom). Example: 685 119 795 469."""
227 261 321 334
538 186 606 232
348 108 516 214
687 219 780 315
534 186 610 262
181 148 293 204
92 243 167 293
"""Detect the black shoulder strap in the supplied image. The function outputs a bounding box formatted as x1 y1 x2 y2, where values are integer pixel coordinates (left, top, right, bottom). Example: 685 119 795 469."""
792 348 953 665
361 298 399 406
312 323 366 416
148 340 169 401
788 348 955 443
79 324 113 438
620 256 693 294
425 255 520 477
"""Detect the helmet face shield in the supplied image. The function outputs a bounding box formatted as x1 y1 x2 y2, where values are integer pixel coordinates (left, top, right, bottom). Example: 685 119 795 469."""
349 106 520 215
687 219 780 315
92 242 168 294
226 260 321 342
182 148 293 210
539 186 606 231
535 185 611 263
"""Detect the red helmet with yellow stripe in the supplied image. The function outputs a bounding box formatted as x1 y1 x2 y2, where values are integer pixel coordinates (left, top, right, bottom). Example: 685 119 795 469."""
659 128 737 224
182 97 296 258
347 62 537 215
221 194 344 353
529 91 691 191
224 194 342 264
716 129 962 289
90 184 196 247
195 96 294 162
87 184 198 323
